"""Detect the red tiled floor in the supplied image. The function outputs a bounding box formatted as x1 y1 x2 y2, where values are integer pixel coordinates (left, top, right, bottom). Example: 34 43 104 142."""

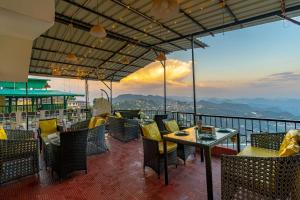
0 136 223 200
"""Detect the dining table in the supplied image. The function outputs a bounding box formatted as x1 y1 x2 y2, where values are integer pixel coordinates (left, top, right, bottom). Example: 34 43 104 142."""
163 127 240 200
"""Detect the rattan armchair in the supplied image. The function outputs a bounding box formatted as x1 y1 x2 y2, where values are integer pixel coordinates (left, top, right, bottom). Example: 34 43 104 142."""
162 119 195 164
71 120 108 155
38 118 64 168
108 117 139 142
0 130 39 184
221 132 300 200
140 122 177 178
52 129 88 179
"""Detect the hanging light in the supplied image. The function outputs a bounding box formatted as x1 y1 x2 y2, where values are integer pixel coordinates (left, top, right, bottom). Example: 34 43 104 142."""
90 0 107 38
65 53 78 62
90 24 107 38
150 0 179 20
121 57 129 65
156 52 166 61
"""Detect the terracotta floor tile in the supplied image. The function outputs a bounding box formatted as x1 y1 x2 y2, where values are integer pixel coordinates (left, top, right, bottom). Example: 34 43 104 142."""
0 135 223 200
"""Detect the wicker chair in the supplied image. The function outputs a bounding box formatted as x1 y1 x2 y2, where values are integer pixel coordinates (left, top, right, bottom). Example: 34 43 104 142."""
116 110 141 119
71 120 108 155
140 122 177 178
221 132 300 200
52 129 88 179
0 130 39 184
108 117 139 142
154 114 168 131
38 118 64 168
162 119 195 164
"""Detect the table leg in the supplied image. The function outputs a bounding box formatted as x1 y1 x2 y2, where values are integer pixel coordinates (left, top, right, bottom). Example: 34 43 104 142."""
200 147 204 162
237 132 241 153
204 147 213 200
163 139 168 185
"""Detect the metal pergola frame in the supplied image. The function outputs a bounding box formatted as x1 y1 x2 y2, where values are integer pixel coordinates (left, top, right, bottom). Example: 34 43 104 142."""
29 0 300 129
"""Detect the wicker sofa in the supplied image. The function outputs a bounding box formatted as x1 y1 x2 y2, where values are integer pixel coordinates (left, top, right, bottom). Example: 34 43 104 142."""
108 116 139 142
71 119 108 155
0 130 39 184
221 132 300 200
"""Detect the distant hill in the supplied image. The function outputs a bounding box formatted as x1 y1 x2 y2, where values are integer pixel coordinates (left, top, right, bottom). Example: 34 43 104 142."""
113 94 300 120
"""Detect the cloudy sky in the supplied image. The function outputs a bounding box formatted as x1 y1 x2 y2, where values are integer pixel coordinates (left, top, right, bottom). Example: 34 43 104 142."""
37 17 300 102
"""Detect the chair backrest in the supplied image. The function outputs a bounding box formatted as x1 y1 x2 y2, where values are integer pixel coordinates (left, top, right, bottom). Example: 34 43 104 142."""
59 129 88 175
154 114 168 131
117 110 140 119
162 119 180 132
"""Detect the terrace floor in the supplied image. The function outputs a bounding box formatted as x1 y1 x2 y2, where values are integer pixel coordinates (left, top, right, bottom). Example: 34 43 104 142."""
0 135 223 200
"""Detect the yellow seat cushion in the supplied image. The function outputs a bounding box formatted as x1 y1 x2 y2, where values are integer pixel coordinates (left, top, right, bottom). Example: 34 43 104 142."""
94 118 106 127
115 112 122 118
164 120 180 132
279 129 300 157
0 126 7 140
88 117 97 129
141 122 162 141
238 146 280 157
158 141 177 154
39 119 57 137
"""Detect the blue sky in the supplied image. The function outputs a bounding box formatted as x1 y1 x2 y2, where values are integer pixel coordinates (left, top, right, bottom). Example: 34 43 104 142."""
45 17 300 100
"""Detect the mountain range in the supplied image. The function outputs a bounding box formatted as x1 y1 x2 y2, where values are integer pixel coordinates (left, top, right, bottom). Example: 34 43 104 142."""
113 94 300 120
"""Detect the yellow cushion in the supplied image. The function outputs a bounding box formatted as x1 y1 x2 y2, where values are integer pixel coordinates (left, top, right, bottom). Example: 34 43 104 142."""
164 120 180 132
115 112 122 118
141 122 161 141
238 146 280 157
88 117 97 129
158 141 177 154
279 129 300 156
94 118 106 127
0 126 7 140
39 119 57 137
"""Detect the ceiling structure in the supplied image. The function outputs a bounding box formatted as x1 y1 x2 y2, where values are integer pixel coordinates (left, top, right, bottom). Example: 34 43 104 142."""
30 0 300 82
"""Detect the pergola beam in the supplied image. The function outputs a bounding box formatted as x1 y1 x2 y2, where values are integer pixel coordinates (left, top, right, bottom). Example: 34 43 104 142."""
153 4 300 46
31 57 134 74
179 9 214 36
94 42 129 77
40 35 153 62
110 0 207 48
63 0 186 51
32 47 143 69
55 13 169 53
219 0 239 22
29 66 125 80
105 48 152 80
278 14 300 26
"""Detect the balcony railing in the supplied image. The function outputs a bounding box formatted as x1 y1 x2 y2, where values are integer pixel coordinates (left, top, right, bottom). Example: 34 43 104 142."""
142 110 300 148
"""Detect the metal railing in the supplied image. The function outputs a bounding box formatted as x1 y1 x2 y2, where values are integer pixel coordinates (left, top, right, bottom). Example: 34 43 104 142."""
142 110 300 148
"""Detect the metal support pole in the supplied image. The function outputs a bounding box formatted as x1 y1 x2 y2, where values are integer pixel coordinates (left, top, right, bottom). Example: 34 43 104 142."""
25 82 28 130
191 36 197 125
110 80 113 114
85 79 89 119
163 60 167 114
100 89 110 101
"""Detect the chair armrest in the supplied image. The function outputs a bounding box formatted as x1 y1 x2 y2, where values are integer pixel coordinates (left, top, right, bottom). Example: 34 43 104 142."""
251 132 285 150
0 139 39 160
71 120 89 130
5 129 35 140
